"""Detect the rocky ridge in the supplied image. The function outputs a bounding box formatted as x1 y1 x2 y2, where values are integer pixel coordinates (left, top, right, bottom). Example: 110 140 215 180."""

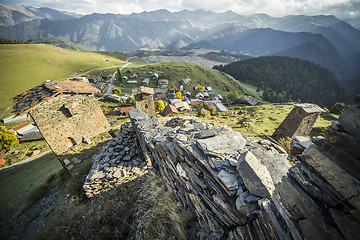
128 108 360 239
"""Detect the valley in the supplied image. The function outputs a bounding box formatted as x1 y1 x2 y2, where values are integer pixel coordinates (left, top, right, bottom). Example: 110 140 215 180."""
0 3 358 239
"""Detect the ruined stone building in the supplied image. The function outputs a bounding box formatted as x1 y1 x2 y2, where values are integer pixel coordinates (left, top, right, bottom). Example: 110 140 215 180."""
11 80 111 170
132 86 156 117
272 103 323 139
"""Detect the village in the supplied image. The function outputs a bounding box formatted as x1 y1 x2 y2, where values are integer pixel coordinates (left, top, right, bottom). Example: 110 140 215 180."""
1 63 359 240
0 66 260 168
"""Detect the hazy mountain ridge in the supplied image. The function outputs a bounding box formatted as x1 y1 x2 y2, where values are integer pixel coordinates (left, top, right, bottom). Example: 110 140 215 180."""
0 5 359 82
0 4 79 26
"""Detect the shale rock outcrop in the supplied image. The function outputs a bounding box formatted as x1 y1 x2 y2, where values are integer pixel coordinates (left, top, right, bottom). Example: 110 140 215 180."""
128 108 360 240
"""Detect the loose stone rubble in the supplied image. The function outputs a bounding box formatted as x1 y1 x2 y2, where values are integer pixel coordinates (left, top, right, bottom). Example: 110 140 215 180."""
83 122 148 197
83 106 360 239
128 108 360 240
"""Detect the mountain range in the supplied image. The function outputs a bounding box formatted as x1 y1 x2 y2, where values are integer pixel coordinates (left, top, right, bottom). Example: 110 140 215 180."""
1 4 360 84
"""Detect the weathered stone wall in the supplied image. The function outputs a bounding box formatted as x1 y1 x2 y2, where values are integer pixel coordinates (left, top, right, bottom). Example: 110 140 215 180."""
84 122 148 197
273 103 322 139
134 93 156 117
30 93 111 155
129 108 360 240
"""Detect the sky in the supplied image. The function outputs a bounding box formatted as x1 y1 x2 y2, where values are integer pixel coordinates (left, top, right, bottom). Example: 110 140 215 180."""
1 0 360 20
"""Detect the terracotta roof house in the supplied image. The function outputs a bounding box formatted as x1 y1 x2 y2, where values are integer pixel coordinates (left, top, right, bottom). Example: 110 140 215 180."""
162 104 179 116
120 106 134 116
10 80 111 171
11 122 38 135
132 86 156 117
191 99 203 105
155 93 167 99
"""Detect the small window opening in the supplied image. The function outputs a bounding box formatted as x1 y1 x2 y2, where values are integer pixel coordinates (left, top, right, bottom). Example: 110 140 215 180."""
60 106 72 118
65 137 76 148
145 104 148 109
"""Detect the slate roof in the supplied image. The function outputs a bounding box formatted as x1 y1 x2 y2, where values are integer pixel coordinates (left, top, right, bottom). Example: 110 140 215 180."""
295 103 324 114
132 86 154 95
162 104 179 116
11 80 100 116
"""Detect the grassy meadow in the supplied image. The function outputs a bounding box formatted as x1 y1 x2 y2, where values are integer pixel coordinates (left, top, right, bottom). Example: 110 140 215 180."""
0 44 126 117
0 153 61 229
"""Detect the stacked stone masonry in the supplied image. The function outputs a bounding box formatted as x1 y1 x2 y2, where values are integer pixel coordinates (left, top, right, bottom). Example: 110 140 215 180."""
83 122 148 197
127 108 360 240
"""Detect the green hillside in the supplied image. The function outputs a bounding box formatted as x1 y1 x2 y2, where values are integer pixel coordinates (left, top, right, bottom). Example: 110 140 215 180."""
121 61 245 96
0 44 126 117
214 56 346 107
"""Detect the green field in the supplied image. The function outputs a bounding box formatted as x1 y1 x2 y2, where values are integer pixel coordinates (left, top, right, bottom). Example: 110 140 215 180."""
118 61 245 96
0 44 126 117
193 103 337 137
0 153 61 229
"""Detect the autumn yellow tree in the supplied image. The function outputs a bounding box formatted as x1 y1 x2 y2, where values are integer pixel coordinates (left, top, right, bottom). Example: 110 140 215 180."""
154 100 165 112
195 85 204 94
175 91 184 100
0 126 19 150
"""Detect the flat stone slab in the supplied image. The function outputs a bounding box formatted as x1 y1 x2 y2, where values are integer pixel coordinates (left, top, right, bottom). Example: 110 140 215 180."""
217 169 239 191
237 151 275 198
196 132 247 158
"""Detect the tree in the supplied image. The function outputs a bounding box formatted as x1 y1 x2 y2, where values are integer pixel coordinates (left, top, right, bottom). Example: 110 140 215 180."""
169 84 178 91
330 102 349 115
117 68 122 81
175 91 184 100
112 88 121 95
195 85 204 94
208 105 216 115
154 100 165 112
227 91 239 102
126 97 135 106
0 126 19 150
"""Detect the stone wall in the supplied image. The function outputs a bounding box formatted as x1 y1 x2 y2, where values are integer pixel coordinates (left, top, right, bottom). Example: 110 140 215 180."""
273 103 323 139
134 93 156 117
30 93 111 171
30 93 110 155
128 108 360 239
83 122 148 197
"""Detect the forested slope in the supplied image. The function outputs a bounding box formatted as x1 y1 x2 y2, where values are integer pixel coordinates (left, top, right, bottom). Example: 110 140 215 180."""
214 56 345 107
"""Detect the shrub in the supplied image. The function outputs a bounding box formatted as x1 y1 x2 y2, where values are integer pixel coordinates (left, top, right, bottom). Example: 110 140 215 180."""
197 108 210 118
112 88 122 95
126 97 135 106
330 102 349 115
208 106 216 116
0 126 19 150
195 85 204 94
154 100 165 112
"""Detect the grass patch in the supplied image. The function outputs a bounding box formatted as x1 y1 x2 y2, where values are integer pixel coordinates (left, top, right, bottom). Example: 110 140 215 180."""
33 171 191 240
0 44 125 116
0 153 62 229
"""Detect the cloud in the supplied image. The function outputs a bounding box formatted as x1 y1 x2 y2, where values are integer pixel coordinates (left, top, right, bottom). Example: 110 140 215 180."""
0 0 358 19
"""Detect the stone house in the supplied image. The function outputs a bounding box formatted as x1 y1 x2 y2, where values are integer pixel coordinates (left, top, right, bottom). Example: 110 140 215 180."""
11 80 111 170
272 103 323 139
132 86 156 117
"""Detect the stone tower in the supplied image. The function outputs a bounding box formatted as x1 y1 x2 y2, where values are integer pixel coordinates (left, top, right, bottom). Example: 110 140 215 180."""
272 103 323 139
11 80 111 171
132 86 156 117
